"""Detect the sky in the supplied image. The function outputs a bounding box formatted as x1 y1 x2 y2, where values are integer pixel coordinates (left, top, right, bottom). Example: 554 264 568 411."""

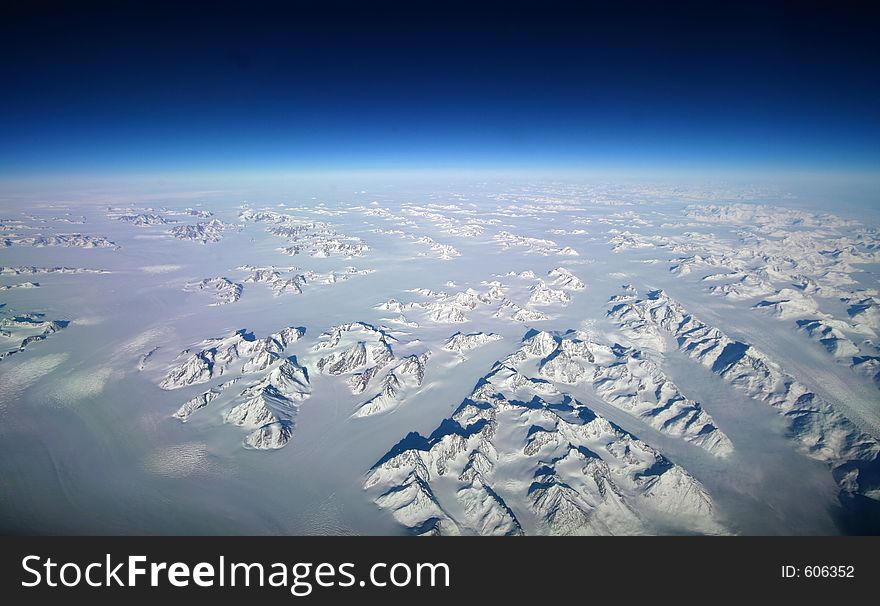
2 1 879 178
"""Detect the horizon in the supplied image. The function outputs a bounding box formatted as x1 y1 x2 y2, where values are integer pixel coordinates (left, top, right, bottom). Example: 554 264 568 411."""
2 1 879 179
4 0 880 562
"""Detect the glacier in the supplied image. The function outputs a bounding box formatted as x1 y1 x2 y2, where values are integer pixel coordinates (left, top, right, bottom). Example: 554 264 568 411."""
0 179 877 535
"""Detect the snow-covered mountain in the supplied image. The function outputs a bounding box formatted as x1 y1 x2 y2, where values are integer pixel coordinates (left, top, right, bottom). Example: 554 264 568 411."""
608 288 880 502
3 233 117 248
308 322 431 417
170 219 233 243
2 185 878 535
157 326 308 448
366 336 725 535
184 277 243 305
0 310 68 360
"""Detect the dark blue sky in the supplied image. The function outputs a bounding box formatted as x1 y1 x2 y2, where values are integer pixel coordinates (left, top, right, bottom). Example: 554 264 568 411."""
2 1 879 176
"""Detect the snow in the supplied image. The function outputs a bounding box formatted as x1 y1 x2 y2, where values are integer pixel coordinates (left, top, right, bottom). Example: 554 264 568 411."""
1 180 878 534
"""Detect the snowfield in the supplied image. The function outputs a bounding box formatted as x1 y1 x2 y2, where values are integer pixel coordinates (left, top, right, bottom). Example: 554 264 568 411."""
0 180 877 535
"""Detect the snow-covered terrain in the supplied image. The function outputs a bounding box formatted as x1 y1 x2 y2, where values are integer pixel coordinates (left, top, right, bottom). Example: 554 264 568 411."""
0 308 68 360
0 180 878 535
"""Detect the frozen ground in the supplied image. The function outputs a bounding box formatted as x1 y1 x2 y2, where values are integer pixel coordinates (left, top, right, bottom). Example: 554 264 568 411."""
0 177 878 535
